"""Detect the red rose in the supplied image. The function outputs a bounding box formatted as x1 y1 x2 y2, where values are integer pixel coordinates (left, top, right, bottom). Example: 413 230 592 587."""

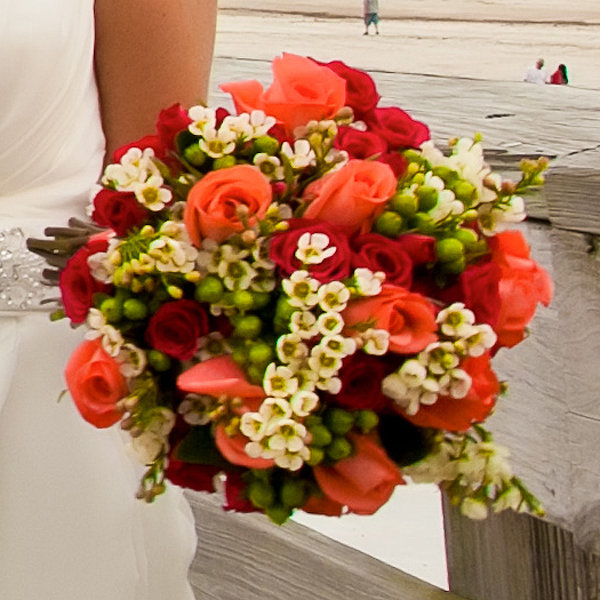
64 338 127 428
111 104 191 164
112 134 161 164
313 59 380 120
92 188 149 236
156 103 191 155
399 354 499 432
378 151 408 178
351 233 416 289
164 457 219 493
438 260 502 328
333 353 394 412
59 237 111 324
394 233 436 265
489 231 552 349
145 299 209 360
223 472 259 513
334 126 387 161
314 432 403 515
366 106 430 151
269 218 353 283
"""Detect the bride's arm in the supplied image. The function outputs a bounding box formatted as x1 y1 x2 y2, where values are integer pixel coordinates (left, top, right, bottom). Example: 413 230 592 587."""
94 0 217 159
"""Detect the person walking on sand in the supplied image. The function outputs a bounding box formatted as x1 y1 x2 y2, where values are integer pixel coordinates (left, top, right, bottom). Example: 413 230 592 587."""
523 58 549 84
363 0 379 35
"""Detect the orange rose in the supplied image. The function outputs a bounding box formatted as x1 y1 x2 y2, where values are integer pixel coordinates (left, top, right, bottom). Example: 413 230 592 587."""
301 493 344 517
220 53 346 136
342 284 438 354
399 353 499 432
302 159 397 235
177 354 265 400
64 338 127 428
314 433 404 515
214 426 274 469
184 164 272 245
490 231 552 348
177 356 274 469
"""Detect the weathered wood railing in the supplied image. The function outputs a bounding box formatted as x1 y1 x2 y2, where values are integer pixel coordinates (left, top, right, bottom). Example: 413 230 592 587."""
185 58 600 599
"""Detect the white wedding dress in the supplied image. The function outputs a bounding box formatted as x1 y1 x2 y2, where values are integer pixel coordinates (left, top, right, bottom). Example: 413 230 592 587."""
0 2 197 599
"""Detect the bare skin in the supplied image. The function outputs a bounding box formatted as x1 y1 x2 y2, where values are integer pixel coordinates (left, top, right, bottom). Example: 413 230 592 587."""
94 0 217 160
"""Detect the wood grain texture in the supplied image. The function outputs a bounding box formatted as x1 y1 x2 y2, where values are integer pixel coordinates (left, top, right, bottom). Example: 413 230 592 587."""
187 491 463 600
545 167 600 234
444 497 600 600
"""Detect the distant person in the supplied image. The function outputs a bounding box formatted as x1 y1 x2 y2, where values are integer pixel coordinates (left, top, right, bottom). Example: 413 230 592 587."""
523 58 549 84
363 0 379 35
550 64 569 85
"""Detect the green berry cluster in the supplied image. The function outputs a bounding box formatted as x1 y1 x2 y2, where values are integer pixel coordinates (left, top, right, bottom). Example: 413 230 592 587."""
178 130 282 175
245 469 311 525
304 407 379 467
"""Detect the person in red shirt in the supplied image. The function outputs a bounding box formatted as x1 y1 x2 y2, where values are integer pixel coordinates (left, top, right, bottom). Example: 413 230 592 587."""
550 64 569 85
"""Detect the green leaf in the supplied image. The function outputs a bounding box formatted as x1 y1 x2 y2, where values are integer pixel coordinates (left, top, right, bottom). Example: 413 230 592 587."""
174 426 230 468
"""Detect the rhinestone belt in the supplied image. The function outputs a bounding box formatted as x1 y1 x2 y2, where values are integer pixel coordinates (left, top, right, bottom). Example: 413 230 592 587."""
0 228 58 312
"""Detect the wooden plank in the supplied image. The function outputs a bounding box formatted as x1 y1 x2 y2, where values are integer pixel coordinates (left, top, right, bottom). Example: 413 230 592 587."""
187 491 464 600
443 223 600 599
545 169 600 234
443 496 600 600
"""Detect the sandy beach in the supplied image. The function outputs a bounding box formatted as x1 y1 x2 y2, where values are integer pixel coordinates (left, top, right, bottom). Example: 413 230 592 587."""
216 0 600 89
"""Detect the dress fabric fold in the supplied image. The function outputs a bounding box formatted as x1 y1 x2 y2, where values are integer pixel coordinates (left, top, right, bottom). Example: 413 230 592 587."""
0 2 197 598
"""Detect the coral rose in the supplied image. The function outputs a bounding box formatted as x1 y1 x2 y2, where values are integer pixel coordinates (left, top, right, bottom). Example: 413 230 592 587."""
177 356 274 470
177 354 265 400
302 159 397 235
342 284 438 354
184 164 272 245
301 493 344 517
314 432 403 515
214 427 274 469
220 53 346 136
489 231 552 348
64 338 127 428
399 354 499 432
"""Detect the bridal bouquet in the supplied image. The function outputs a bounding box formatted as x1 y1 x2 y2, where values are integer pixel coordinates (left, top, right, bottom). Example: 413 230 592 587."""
32 54 551 524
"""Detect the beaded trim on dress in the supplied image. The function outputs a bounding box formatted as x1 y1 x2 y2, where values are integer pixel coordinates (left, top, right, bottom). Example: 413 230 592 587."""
0 228 57 311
